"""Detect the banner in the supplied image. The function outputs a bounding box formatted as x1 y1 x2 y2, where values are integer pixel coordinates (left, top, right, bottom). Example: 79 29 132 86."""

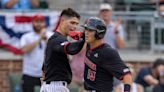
0 11 60 54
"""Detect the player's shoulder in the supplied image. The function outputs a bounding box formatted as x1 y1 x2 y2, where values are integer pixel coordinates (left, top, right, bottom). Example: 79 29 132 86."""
99 43 119 57
100 43 117 53
49 32 67 43
100 43 119 58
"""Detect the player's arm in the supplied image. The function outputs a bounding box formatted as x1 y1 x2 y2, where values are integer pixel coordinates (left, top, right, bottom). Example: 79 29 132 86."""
122 74 133 92
64 39 85 55
102 48 132 92
53 31 85 55
53 37 85 55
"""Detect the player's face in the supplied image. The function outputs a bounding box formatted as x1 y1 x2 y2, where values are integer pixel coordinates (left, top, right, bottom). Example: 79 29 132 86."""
62 17 79 36
84 28 96 43
99 9 112 21
33 20 45 33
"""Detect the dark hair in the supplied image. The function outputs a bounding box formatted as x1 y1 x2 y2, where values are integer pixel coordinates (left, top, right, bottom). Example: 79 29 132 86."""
152 58 164 68
60 8 80 19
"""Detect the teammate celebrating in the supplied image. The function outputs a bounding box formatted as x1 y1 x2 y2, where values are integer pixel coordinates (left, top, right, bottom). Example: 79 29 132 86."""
82 17 132 92
40 8 85 92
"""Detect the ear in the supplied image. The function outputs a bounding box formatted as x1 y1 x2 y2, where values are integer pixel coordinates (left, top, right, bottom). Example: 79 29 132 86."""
60 17 66 23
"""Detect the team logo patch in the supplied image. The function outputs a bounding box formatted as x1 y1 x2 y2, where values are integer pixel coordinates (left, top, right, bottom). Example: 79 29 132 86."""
94 53 98 58
60 41 69 46
123 68 130 73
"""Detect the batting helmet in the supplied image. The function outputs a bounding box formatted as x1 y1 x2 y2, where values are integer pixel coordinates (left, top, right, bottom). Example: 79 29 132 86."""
82 17 106 39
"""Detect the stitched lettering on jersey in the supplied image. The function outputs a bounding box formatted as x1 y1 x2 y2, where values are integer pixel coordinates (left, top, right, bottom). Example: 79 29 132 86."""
87 69 96 81
84 57 96 71
85 57 97 81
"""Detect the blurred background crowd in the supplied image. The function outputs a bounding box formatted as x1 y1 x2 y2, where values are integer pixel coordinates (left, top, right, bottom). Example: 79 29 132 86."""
0 0 164 92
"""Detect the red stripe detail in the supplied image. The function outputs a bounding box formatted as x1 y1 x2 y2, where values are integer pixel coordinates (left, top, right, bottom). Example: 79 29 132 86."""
15 16 33 23
64 42 70 54
0 40 23 55
53 16 61 32
118 72 131 80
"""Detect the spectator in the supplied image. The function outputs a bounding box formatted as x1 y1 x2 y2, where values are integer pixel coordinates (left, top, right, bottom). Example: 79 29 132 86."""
114 63 144 92
98 3 125 49
153 68 164 92
20 15 53 92
1 0 39 10
135 58 164 88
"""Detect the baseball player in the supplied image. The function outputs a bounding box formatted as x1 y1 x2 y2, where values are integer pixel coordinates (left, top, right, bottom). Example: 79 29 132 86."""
40 8 85 92
81 17 133 92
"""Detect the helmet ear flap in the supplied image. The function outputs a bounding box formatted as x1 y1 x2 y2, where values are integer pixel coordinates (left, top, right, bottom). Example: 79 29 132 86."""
95 32 100 39
95 30 106 39
95 25 106 39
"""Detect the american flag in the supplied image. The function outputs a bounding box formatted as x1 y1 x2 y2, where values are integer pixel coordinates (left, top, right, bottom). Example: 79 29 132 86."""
0 11 60 54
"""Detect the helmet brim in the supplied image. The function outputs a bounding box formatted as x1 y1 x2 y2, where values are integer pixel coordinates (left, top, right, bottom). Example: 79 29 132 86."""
81 24 96 31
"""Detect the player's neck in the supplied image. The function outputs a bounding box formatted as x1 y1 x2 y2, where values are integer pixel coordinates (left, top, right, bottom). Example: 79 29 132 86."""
56 27 66 36
90 39 103 50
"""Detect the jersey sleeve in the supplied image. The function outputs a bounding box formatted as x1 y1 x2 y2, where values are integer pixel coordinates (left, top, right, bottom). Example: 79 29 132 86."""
52 37 85 55
101 49 130 80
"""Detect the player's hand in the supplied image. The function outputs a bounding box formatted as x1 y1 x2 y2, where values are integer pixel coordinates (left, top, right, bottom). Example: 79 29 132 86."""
68 31 83 40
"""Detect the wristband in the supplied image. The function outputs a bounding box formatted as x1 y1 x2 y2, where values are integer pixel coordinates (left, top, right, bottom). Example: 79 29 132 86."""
124 84 131 92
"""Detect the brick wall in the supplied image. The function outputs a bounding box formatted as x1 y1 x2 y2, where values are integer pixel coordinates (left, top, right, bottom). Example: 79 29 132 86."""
0 60 22 92
0 59 151 92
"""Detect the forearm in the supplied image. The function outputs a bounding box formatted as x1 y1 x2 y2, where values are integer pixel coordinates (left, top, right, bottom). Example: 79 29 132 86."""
4 0 18 8
65 39 85 55
122 74 133 92
122 74 133 86
30 0 39 8
21 39 41 53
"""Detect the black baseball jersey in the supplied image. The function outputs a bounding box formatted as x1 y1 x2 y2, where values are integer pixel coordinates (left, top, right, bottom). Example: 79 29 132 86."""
84 43 130 92
44 32 84 84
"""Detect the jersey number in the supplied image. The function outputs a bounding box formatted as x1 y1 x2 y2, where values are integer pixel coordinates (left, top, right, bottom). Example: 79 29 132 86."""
87 69 96 81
